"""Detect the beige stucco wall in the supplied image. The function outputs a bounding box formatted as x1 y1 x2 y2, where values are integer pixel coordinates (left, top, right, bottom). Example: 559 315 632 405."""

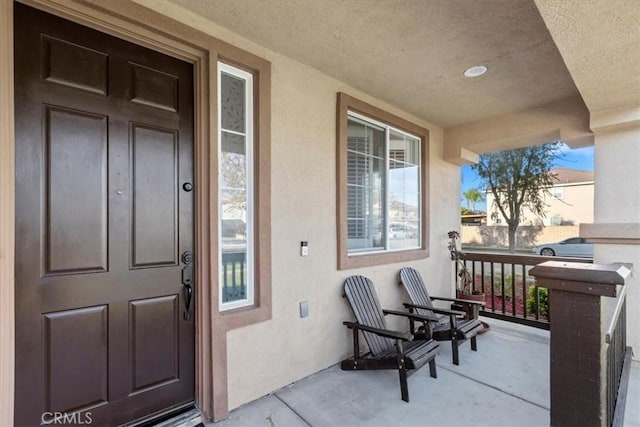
592 127 640 358
594 129 640 224
485 183 594 226
134 0 459 409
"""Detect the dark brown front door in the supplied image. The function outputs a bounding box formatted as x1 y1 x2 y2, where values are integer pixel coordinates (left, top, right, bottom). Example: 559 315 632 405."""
14 4 195 425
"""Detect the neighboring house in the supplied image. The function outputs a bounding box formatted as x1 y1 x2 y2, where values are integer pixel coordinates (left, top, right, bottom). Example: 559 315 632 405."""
461 212 487 225
0 1 638 426
486 168 594 226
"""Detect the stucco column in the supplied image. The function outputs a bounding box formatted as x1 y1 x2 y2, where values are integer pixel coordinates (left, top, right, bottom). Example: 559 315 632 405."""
530 261 630 427
581 124 640 360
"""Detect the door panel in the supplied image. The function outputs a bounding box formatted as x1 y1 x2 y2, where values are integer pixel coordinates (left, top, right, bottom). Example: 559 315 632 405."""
131 123 179 268
129 63 179 112
42 35 109 95
45 106 108 275
130 296 179 392
44 306 109 413
15 4 195 425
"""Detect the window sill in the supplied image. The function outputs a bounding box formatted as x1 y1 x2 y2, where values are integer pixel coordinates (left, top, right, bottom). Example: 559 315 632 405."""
338 246 429 270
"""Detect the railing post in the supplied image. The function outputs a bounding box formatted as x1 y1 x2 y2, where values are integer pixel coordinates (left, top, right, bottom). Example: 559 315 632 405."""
530 261 631 427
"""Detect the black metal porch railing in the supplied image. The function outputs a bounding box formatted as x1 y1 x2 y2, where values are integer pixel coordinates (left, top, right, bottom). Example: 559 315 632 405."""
221 251 247 302
606 285 629 426
457 252 592 329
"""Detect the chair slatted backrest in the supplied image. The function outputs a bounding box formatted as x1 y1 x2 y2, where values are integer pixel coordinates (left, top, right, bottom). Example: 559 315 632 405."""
344 275 394 356
399 267 435 317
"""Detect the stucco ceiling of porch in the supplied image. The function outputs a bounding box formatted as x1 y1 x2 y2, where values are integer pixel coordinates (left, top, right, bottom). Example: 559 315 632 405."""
168 0 583 128
159 0 638 161
534 0 640 126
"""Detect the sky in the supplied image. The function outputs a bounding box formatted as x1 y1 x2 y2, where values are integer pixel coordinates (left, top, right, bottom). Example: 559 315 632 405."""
461 143 595 212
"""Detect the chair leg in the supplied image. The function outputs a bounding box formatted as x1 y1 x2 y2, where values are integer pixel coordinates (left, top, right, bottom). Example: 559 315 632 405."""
471 336 477 351
451 336 460 365
398 362 409 402
395 340 409 402
429 359 437 378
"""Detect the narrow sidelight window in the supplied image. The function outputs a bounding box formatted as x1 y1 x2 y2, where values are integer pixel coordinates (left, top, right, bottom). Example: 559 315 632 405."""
218 62 254 310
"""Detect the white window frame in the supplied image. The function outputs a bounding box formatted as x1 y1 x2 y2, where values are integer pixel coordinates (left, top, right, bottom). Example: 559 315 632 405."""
218 62 254 311
346 111 422 256
552 186 564 199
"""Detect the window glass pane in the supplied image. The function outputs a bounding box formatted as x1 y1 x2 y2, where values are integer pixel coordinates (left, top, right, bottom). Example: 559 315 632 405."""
221 131 245 155
345 113 422 255
347 118 385 252
389 160 420 250
389 130 421 251
220 185 247 304
220 72 245 133
389 129 420 166
219 63 252 309
220 134 246 190
407 136 420 166
347 117 385 158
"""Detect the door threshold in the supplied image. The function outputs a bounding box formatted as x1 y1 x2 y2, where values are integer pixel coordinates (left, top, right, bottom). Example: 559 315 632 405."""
152 407 202 427
125 403 202 427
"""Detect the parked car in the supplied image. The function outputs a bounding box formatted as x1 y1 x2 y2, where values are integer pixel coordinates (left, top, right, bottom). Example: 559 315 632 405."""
389 223 407 239
532 237 593 258
389 223 418 239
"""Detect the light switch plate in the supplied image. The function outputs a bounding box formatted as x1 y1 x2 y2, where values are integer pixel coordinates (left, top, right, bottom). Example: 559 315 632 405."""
299 301 309 318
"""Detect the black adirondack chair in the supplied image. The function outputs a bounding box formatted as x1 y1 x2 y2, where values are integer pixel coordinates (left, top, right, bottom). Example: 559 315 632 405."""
341 275 440 402
399 267 485 365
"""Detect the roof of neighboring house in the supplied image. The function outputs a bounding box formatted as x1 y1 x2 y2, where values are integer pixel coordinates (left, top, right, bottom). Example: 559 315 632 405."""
550 168 594 185
461 214 487 219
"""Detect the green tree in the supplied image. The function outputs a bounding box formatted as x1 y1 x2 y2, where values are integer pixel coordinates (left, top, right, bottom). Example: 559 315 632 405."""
472 142 560 252
462 188 484 212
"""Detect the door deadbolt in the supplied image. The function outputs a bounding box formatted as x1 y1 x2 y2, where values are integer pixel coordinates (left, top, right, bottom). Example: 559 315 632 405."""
181 251 193 265
182 182 193 192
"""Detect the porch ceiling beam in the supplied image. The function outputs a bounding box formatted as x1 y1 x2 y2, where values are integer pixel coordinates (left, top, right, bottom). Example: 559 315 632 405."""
590 106 640 135
443 96 593 164
444 146 479 167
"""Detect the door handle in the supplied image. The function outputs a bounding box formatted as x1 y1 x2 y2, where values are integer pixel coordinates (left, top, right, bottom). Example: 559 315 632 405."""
183 283 193 321
181 251 193 320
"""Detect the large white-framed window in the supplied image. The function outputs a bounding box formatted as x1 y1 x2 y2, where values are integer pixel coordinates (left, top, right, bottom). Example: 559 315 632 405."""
347 112 422 254
218 62 254 310
337 93 429 270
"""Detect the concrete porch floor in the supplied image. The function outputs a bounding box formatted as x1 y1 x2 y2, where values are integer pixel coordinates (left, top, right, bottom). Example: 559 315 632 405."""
210 319 640 427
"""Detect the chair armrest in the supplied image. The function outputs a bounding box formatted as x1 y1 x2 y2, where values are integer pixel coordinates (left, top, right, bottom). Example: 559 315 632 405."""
342 321 411 341
402 302 465 317
430 296 486 307
382 308 440 322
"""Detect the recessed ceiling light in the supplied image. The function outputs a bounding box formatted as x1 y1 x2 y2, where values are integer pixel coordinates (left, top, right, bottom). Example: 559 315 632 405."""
464 65 488 78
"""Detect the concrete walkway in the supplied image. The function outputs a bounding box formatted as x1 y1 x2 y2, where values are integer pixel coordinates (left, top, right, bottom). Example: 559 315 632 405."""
210 319 639 427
